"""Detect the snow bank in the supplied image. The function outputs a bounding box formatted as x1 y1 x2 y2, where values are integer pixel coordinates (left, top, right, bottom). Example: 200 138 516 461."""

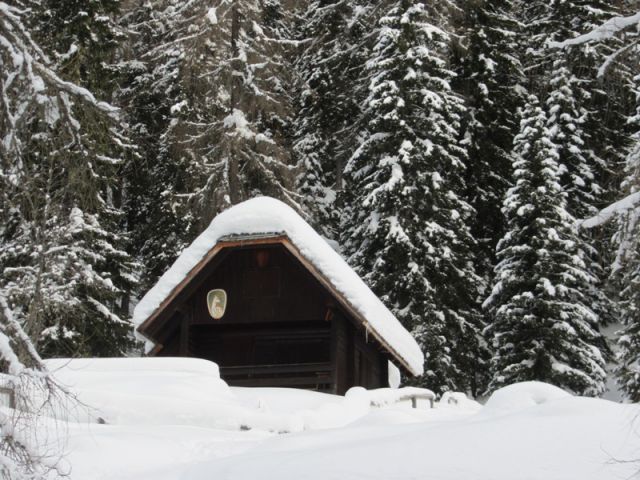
46 356 222 377
180 392 639 480
482 381 570 414
44 357 238 427
45 357 436 432
24 360 640 480
133 197 424 375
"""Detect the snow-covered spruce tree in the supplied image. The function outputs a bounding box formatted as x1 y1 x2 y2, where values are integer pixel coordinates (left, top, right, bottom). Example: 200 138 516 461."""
30 0 123 98
521 0 633 335
452 0 525 288
118 0 193 288
545 55 615 327
543 4 640 401
178 0 301 225
171 0 297 221
340 0 487 395
293 0 377 238
521 0 631 206
0 1 137 357
545 55 600 219
121 0 300 287
614 72 640 401
484 96 607 396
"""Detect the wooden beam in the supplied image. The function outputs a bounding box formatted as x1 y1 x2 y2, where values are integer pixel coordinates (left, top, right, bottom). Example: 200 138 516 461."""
225 377 332 388
179 306 192 356
221 362 332 376
147 343 163 356
329 313 339 394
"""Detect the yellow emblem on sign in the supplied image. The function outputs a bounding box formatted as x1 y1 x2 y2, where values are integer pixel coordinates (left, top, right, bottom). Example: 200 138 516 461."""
207 289 227 319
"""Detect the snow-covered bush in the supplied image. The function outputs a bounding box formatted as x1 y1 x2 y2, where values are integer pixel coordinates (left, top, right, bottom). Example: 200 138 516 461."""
0 296 67 480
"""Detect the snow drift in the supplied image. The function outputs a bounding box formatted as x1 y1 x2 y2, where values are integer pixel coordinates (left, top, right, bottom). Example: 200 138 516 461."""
21 356 639 480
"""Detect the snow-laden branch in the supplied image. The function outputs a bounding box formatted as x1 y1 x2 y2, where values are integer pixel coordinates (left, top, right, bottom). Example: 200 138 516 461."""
596 40 638 78
36 64 119 116
0 1 118 120
548 11 640 48
581 191 640 228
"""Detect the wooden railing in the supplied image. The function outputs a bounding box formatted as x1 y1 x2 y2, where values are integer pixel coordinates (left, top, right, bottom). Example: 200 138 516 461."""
221 362 333 389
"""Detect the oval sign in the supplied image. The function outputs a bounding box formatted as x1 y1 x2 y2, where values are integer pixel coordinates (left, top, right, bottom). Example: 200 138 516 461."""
207 289 227 319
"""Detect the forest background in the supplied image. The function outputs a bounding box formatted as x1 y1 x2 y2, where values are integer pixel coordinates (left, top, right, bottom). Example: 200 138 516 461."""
2 0 640 401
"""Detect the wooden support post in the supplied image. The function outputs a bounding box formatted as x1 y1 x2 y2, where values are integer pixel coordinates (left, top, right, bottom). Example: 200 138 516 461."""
380 356 388 389
179 305 191 356
329 310 338 394
0 386 16 409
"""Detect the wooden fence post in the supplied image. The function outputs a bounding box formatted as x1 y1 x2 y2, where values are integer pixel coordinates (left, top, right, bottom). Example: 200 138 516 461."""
0 386 16 409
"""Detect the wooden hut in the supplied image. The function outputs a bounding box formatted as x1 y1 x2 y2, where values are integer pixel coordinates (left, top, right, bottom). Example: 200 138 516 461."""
134 198 423 395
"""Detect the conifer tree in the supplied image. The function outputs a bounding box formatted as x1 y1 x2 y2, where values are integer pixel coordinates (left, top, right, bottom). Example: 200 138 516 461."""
615 239 640 401
521 0 630 207
122 0 300 288
453 0 525 289
293 0 376 237
189 0 299 219
30 0 123 97
545 55 614 326
614 73 640 400
340 0 487 395
542 3 640 400
522 0 630 334
0 0 137 357
545 56 600 218
119 0 194 287
484 96 607 396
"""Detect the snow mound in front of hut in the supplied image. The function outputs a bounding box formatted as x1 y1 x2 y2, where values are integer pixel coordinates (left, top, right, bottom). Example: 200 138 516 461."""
481 381 570 415
44 357 441 432
132 196 424 375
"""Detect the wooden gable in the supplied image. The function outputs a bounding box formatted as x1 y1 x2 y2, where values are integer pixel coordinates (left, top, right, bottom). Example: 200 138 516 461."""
138 235 414 377
137 235 417 393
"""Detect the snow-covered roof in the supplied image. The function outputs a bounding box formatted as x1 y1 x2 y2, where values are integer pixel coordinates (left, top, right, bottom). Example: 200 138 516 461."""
133 197 424 375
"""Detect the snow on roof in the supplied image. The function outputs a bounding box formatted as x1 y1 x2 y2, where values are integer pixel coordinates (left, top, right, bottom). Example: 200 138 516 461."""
133 197 424 375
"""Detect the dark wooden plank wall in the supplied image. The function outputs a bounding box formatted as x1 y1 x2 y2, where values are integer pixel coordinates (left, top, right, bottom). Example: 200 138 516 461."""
351 321 388 390
191 245 329 326
190 322 331 366
332 312 389 394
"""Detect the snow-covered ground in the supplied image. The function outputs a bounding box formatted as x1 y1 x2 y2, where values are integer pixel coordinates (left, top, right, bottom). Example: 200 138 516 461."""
28 358 640 480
